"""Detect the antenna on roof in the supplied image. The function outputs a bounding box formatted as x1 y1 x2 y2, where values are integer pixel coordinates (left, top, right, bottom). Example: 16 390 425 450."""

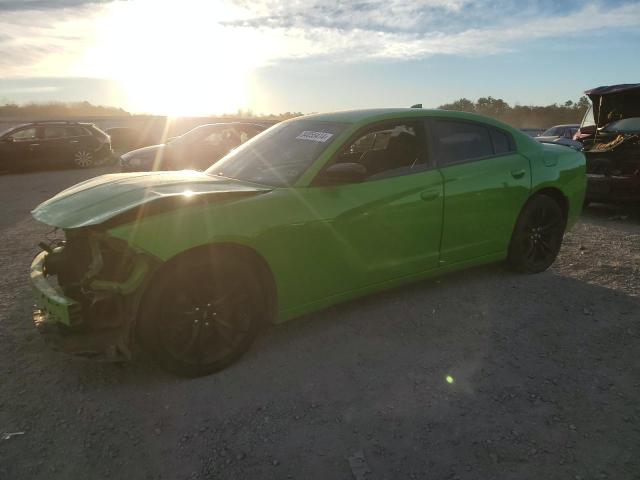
410 104 422 109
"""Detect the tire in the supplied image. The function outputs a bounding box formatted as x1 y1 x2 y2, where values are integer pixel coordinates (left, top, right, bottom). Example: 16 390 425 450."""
507 194 566 273
73 149 94 168
137 253 263 377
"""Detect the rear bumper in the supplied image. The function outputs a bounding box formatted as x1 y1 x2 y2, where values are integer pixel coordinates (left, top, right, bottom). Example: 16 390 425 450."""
586 173 640 202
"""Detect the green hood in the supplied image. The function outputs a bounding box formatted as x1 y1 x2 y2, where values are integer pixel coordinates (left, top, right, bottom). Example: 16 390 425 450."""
32 171 271 229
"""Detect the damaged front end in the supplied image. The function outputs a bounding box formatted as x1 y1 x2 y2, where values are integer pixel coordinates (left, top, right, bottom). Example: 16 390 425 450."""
31 228 154 360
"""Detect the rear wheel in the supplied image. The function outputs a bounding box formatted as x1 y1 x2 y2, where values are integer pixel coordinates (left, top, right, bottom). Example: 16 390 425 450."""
137 254 262 376
507 194 566 273
73 149 94 168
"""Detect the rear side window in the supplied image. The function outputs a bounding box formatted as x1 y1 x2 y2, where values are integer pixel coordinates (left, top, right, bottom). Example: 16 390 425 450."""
433 120 493 165
66 126 88 137
490 128 513 155
44 125 68 138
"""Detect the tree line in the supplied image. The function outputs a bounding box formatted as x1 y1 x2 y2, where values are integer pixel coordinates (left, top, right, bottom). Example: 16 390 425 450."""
438 96 591 128
0 98 592 127
0 101 130 117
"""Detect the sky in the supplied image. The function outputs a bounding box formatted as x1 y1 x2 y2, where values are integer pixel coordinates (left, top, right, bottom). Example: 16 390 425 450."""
0 0 639 115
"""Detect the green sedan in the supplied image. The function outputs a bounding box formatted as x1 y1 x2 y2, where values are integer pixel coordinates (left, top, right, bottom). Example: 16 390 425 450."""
30 108 586 376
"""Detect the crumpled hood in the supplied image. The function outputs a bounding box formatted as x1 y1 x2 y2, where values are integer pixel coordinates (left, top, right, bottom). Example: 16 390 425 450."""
32 170 271 229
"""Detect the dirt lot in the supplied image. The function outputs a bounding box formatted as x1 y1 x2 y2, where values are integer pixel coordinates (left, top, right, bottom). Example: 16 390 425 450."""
1 168 639 480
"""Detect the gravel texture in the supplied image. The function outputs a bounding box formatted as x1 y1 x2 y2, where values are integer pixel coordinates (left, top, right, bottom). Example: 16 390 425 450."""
0 168 639 479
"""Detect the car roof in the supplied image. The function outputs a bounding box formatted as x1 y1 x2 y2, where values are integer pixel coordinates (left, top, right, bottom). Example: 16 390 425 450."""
294 108 521 133
11 120 91 127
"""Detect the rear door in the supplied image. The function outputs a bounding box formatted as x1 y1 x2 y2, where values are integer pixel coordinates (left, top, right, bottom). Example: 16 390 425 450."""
428 118 531 264
39 125 73 167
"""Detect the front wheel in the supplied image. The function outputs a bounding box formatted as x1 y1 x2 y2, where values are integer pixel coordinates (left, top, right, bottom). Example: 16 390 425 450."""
137 255 262 377
507 194 566 273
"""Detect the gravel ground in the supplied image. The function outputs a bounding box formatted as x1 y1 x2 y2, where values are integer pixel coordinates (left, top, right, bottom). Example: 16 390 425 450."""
0 168 639 480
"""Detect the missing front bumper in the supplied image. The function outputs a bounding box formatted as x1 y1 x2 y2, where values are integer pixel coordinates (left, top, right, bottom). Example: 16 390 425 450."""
30 248 149 361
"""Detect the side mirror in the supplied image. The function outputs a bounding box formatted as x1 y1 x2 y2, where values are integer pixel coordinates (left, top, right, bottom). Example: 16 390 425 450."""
318 163 367 185
3 137 15 143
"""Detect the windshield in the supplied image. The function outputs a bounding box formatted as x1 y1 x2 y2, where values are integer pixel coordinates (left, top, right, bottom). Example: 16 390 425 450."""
542 126 563 137
602 117 640 134
206 120 347 187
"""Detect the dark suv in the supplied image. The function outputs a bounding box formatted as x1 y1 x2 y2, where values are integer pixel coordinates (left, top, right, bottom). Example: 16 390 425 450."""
0 121 112 172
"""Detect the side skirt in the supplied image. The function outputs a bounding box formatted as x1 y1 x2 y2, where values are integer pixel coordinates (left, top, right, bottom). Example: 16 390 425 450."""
276 251 507 323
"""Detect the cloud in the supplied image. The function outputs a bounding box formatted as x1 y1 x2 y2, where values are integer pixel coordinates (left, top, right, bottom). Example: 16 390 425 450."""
222 0 640 60
1 0 639 80
0 0 107 12
0 2 103 76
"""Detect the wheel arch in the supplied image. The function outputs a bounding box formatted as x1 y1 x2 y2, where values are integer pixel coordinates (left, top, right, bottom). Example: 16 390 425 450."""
531 186 569 222
139 242 278 325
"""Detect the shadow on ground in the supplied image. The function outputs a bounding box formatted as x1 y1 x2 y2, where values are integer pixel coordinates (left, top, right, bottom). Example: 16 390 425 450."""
2 263 638 479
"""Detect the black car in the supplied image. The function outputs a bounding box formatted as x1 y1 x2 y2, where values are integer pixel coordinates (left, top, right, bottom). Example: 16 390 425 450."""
106 127 161 154
0 121 112 172
119 122 267 172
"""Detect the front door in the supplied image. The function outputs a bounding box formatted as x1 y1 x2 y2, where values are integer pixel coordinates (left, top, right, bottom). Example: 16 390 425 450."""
267 120 444 308
0 126 40 170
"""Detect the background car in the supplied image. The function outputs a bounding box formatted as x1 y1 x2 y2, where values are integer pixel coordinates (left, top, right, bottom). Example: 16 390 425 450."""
119 122 266 171
535 124 582 150
520 128 545 137
578 83 640 204
0 121 112 172
31 108 586 377
105 126 161 154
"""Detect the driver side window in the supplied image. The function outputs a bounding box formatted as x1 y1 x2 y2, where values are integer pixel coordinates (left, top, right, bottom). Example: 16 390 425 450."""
336 122 426 181
10 128 37 141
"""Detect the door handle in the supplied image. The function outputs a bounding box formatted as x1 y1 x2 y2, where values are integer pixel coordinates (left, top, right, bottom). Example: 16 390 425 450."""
69 140 79 143
29 143 39 148
510 169 526 179
420 190 439 201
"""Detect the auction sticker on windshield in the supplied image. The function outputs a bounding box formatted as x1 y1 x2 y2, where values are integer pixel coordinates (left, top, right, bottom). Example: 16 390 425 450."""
296 131 334 142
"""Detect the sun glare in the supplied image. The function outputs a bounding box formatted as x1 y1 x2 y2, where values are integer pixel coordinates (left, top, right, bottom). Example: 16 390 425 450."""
80 0 260 116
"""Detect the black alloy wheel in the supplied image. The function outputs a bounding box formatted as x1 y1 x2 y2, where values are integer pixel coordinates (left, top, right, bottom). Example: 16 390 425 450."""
508 194 566 273
138 254 262 376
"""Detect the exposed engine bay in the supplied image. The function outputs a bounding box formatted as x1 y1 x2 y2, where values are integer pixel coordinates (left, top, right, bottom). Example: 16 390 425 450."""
34 229 152 359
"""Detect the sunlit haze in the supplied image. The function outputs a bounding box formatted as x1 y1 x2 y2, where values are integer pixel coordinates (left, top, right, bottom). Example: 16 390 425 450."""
1 0 640 115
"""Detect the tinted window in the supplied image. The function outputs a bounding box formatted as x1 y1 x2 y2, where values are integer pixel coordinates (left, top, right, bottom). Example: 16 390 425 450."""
10 128 37 140
433 120 493 165
542 126 562 137
490 128 513 155
335 123 424 181
44 125 68 138
66 126 87 137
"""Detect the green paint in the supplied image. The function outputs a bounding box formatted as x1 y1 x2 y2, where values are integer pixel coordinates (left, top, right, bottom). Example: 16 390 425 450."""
31 109 586 327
